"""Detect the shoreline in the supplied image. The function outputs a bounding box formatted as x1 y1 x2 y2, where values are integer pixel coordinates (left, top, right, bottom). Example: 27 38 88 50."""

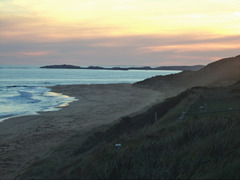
0 86 77 123
0 83 163 179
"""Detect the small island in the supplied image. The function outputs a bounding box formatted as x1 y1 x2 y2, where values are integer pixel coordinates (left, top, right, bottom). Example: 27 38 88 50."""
40 64 204 71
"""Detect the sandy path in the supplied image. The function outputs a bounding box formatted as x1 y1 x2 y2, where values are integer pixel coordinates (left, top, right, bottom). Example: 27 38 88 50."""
0 84 162 179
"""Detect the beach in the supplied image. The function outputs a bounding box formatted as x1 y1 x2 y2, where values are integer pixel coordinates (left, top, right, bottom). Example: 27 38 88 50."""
0 83 163 179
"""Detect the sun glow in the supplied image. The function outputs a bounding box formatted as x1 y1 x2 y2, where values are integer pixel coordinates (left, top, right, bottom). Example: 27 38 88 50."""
0 0 239 65
1 0 240 41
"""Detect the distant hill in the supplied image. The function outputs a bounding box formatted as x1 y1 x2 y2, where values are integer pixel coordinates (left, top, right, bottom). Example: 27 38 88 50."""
40 64 204 71
40 64 82 69
134 55 240 92
156 65 204 71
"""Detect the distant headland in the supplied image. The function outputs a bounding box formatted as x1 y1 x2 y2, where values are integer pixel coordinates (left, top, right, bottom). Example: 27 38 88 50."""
40 64 204 71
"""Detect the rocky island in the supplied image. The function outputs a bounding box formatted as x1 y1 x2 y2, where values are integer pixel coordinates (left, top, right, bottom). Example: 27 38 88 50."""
40 64 204 71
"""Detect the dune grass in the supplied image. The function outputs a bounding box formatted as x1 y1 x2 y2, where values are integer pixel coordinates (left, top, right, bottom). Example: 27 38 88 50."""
18 86 240 180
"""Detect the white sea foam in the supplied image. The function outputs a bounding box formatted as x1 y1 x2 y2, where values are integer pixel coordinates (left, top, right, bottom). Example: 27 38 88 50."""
0 86 77 122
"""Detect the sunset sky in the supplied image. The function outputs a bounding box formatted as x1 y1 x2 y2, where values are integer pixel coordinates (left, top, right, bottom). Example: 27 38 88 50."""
0 0 240 66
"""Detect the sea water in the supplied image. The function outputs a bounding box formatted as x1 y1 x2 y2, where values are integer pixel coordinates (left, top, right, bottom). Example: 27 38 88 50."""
0 65 181 121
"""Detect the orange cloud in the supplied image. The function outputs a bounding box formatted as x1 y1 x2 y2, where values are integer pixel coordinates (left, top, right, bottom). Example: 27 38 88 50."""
140 42 240 53
1 0 240 45
18 51 55 56
90 42 127 47
170 55 223 61
0 51 55 59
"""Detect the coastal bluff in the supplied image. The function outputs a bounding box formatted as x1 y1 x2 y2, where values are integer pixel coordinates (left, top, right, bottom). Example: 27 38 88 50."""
134 55 240 92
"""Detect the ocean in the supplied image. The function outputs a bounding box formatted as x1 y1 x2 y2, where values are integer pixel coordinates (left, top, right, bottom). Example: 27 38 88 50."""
0 65 181 121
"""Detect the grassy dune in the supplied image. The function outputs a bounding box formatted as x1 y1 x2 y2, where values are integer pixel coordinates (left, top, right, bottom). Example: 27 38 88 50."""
135 55 240 91
18 56 240 179
18 82 240 179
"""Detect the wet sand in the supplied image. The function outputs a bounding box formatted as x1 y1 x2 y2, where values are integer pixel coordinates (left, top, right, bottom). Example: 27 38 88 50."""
0 84 163 179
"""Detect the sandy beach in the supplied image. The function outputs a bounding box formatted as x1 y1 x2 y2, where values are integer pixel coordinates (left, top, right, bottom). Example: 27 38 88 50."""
0 83 163 179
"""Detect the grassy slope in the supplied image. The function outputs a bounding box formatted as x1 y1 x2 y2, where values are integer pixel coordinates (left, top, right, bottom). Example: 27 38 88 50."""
18 83 240 179
134 55 240 92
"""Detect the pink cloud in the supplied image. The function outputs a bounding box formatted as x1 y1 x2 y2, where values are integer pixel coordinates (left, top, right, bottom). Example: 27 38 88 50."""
18 51 55 57
139 42 240 53
90 42 127 47
0 51 55 57
1 34 240 66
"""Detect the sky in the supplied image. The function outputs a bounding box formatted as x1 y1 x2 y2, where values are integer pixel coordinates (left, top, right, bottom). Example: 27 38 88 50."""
0 0 240 66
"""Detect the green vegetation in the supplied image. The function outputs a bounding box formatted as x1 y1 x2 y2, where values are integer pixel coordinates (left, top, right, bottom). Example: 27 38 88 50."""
18 84 240 179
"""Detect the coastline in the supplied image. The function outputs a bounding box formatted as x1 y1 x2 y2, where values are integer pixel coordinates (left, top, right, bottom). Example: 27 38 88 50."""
0 83 163 179
0 86 77 122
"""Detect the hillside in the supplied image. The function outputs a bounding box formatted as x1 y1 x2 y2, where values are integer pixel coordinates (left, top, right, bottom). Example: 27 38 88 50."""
18 82 240 180
231 80 240 89
134 55 240 92
18 55 240 179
